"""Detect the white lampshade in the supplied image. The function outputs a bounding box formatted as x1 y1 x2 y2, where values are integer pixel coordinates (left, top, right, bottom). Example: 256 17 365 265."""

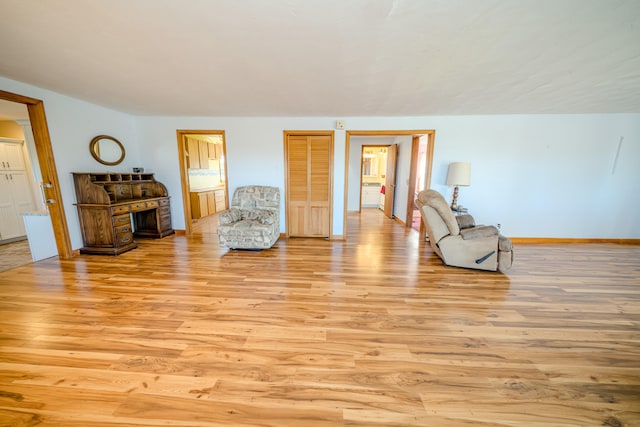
446 162 471 187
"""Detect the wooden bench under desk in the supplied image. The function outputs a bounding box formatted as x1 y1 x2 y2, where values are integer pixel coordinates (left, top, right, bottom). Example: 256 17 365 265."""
73 172 175 255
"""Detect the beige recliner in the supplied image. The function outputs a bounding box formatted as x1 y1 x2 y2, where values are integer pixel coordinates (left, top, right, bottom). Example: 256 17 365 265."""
416 189 513 272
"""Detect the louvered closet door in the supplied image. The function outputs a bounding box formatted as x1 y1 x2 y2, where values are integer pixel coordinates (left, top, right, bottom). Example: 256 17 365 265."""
285 133 332 238
287 135 309 237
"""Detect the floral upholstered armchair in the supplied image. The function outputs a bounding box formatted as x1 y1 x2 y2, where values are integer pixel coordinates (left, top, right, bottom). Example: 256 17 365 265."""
217 186 280 249
416 189 513 272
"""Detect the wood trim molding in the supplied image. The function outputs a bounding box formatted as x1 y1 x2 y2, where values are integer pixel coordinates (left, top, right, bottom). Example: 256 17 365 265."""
284 130 337 136
420 132 436 241
405 136 420 226
0 89 73 259
176 131 193 235
511 238 640 244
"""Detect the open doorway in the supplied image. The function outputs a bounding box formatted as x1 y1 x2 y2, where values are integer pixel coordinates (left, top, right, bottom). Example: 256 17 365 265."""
0 91 73 267
360 145 388 211
344 130 435 238
359 144 399 219
176 130 229 236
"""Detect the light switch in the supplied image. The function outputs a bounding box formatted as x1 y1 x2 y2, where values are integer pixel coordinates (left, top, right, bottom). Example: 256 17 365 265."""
336 120 345 130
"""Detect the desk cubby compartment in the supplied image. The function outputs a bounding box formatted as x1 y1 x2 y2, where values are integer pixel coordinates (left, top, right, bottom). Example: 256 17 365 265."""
91 173 109 183
109 173 122 181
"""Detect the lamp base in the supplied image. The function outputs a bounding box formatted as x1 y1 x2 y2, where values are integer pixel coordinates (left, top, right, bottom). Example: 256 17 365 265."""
450 186 459 210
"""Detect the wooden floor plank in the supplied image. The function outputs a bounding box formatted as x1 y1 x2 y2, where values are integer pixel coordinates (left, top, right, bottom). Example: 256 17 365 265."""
0 209 638 426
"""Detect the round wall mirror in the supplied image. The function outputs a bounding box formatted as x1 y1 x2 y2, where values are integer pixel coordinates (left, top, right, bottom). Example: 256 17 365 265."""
89 135 125 166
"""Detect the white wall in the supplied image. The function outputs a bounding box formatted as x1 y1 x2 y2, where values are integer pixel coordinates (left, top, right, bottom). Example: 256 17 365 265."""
3 77 639 248
425 114 640 239
137 114 639 239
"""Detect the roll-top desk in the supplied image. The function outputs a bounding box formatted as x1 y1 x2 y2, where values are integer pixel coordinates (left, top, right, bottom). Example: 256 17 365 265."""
73 172 175 255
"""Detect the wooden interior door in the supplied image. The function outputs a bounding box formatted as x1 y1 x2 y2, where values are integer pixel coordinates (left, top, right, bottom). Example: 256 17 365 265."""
383 144 398 218
285 132 333 238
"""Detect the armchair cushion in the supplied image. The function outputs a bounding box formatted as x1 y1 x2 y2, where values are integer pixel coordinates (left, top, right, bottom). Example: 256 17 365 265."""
242 208 277 225
219 207 242 225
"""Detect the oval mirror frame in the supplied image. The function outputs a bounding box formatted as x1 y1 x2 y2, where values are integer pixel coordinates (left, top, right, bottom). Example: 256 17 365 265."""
89 135 126 166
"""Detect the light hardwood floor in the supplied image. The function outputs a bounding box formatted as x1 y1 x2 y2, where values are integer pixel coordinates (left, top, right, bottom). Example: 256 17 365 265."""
0 209 639 426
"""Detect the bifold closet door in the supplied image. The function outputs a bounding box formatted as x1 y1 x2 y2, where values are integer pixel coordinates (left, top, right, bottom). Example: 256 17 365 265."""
285 133 332 238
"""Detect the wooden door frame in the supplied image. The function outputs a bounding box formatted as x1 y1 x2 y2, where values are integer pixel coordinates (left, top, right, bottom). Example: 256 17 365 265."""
344 130 435 237
283 130 334 239
176 129 228 235
405 133 436 235
0 90 73 259
383 144 398 219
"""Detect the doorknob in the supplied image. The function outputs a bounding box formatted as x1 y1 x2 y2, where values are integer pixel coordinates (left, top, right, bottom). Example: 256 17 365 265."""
46 199 56 204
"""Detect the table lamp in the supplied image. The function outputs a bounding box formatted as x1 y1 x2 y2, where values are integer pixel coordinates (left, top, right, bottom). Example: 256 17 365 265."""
446 162 471 210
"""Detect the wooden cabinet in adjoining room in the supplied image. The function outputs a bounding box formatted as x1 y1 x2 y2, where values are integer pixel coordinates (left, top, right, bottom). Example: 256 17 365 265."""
208 142 221 160
284 131 333 238
186 136 223 170
186 137 202 169
190 187 227 219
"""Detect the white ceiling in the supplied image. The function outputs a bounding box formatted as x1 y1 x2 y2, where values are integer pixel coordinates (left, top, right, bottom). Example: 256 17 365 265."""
1 0 639 117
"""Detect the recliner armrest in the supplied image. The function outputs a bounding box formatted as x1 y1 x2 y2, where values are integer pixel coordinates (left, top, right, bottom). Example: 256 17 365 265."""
456 214 476 229
460 225 499 240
